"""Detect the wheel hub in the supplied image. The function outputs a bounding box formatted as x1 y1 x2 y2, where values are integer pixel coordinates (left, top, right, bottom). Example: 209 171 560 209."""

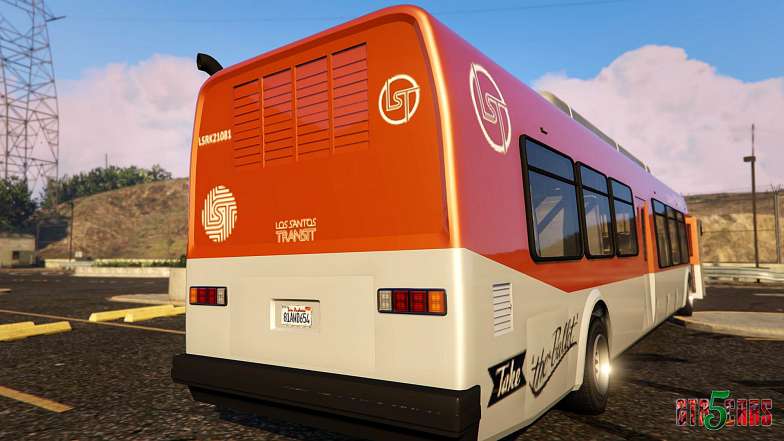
592 333 610 394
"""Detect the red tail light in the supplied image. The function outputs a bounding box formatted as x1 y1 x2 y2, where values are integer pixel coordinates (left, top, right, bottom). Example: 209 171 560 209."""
378 289 446 316
392 290 409 312
189 286 227 306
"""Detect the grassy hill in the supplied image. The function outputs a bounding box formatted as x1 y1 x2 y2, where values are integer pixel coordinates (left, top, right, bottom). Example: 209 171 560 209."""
685 191 783 263
39 179 189 259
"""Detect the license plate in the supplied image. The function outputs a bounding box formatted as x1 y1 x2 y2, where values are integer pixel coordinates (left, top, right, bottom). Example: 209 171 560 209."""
281 304 312 328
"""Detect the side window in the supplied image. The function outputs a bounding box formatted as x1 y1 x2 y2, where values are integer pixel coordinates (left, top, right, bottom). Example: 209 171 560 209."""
578 164 614 257
610 179 638 256
523 138 582 260
653 200 671 267
677 212 689 261
667 207 682 264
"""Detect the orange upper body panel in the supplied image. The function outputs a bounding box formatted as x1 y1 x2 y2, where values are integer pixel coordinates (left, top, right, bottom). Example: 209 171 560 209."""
188 5 688 292
686 216 701 264
189 7 449 259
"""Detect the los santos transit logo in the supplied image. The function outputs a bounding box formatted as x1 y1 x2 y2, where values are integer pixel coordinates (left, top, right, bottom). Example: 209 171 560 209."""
469 63 511 154
378 74 420 125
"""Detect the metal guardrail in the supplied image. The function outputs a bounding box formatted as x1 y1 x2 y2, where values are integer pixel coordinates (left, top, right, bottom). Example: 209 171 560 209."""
704 266 784 282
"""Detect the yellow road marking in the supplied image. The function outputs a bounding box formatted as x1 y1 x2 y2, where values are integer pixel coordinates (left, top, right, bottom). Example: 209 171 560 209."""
0 385 73 413
0 321 71 342
0 321 35 331
124 305 186 323
89 304 175 322
0 309 184 335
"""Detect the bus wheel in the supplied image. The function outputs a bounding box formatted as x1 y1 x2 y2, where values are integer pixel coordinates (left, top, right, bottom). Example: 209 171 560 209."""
676 294 694 316
677 274 695 316
562 316 610 414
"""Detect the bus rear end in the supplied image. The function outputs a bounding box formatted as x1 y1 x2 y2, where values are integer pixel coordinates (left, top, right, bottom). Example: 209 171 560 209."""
172 8 481 440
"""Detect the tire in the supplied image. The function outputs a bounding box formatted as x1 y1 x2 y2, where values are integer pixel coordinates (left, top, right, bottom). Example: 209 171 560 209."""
676 294 694 316
561 315 610 414
677 273 695 316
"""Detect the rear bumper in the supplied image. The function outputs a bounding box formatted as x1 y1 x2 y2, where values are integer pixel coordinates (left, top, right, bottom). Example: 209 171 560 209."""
171 354 481 440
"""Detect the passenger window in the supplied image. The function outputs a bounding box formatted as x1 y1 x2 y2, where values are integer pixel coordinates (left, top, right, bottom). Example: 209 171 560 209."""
579 165 613 257
609 179 638 256
666 207 682 264
678 219 689 262
653 199 671 267
524 138 582 260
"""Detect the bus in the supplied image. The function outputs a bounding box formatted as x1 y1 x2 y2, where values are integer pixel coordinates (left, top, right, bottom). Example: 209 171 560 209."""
172 5 704 441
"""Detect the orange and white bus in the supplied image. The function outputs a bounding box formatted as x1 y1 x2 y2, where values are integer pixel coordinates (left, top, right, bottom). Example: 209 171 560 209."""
172 5 704 440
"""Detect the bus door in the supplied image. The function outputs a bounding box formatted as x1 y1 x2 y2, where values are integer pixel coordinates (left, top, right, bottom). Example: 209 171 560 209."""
686 215 705 301
638 200 656 330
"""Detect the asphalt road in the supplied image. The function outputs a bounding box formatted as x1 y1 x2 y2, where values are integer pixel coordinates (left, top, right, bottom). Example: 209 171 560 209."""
0 271 782 440
695 284 784 313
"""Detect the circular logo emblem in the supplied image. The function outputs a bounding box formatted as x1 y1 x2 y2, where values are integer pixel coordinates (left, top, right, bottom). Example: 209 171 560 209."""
469 63 511 154
201 185 238 243
378 74 420 125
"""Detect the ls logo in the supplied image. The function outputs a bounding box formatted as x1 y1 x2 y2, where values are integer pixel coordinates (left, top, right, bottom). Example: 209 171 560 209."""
378 74 420 125
469 63 511 154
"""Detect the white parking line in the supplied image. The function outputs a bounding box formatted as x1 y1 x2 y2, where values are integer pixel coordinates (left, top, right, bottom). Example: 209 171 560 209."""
753 293 784 297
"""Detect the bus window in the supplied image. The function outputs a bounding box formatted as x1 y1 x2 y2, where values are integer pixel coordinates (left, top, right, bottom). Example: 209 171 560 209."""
667 207 682 264
609 179 638 256
578 164 613 257
677 212 689 259
524 138 582 260
653 199 671 267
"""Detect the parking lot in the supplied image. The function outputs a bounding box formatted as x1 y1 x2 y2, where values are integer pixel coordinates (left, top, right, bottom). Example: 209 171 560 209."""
0 270 782 440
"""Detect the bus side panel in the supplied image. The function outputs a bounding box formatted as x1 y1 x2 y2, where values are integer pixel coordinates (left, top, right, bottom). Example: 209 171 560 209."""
429 19 686 295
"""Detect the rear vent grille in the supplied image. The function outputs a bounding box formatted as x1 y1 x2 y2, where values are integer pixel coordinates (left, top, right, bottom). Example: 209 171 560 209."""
230 43 368 168
263 69 295 165
296 57 330 160
232 79 262 168
332 44 369 152
492 283 513 336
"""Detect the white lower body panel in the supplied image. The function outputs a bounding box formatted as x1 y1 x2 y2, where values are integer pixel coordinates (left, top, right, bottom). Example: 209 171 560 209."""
186 248 688 441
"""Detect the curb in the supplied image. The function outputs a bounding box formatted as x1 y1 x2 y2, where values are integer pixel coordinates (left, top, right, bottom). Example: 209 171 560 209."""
672 313 784 339
109 294 183 306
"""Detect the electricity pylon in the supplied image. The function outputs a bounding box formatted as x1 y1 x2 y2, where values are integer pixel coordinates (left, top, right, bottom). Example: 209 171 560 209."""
0 0 61 189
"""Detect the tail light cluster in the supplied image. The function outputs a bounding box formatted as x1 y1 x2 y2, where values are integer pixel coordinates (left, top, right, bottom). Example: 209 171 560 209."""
377 289 446 315
189 286 227 306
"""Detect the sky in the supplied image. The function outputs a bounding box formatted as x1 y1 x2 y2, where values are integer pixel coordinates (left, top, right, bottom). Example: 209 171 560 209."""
25 0 784 194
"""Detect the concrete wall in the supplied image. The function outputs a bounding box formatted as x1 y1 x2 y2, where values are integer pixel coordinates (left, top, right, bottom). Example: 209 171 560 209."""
0 235 35 267
686 191 784 264
73 266 172 278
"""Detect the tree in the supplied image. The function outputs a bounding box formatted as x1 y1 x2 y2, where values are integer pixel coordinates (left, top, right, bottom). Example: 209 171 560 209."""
0 177 37 232
41 164 173 207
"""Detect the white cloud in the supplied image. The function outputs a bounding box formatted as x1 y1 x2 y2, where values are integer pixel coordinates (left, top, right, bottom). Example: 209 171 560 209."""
534 45 784 194
58 54 206 178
